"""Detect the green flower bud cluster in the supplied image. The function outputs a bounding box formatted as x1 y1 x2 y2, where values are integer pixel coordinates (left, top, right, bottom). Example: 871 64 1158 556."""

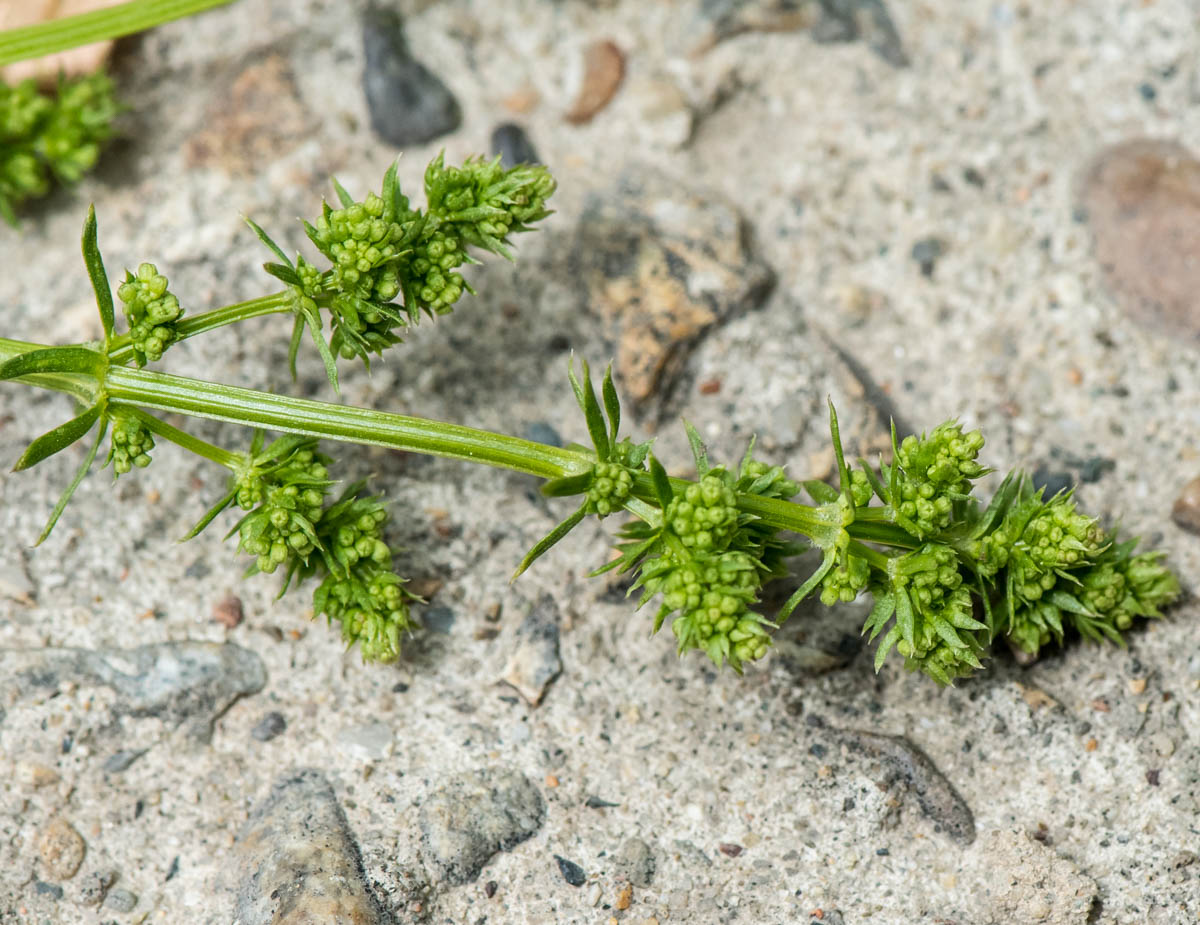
105 414 154 475
889 422 987 538
308 484 413 664
585 461 633 516
117 263 184 366
409 229 467 316
232 440 330 574
665 475 739 551
820 553 870 605
1005 495 1105 605
423 153 556 257
0 72 118 224
865 544 988 685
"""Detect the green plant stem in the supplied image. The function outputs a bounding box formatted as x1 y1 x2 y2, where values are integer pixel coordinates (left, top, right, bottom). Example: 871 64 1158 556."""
104 363 588 481
0 0 234 67
1 333 922 553
127 407 240 468
106 292 292 365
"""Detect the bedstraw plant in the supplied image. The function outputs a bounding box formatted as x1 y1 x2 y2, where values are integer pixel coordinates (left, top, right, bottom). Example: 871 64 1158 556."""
0 155 1180 681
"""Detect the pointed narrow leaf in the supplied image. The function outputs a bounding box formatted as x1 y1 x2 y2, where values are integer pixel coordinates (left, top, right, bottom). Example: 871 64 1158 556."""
576 363 610 459
34 418 108 545
827 399 853 508
601 364 621 446
802 479 840 504
81 205 115 342
382 160 401 215
857 457 890 503
874 624 902 672
567 356 587 409
287 314 304 381
737 435 758 480
244 217 293 267
0 346 104 381
682 420 709 476
648 455 673 510
512 505 588 580
302 305 340 393
263 262 302 286
331 177 355 208
895 588 916 646
14 403 103 472
777 549 837 623
182 488 239 541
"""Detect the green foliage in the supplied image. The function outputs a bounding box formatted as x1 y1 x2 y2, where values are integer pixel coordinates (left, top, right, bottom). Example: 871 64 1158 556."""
251 155 556 387
0 156 1181 677
0 72 118 224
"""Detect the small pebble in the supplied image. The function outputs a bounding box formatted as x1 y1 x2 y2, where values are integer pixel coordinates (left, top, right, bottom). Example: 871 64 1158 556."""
33 881 63 900
911 237 945 278
1171 476 1200 535
565 40 625 124
615 883 633 910
554 854 586 886
1128 678 1147 695
250 711 287 742
491 122 541 168
37 818 86 881
361 5 461 146
102 750 146 774
1146 769 1161 786
523 421 563 448
76 869 116 907
484 880 498 899
211 594 244 629
103 887 137 913
718 843 743 857
421 605 456 634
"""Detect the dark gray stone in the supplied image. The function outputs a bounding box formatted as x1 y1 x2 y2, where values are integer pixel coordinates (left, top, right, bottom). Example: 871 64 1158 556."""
250 711 287 742
499 596 563 706
234 768 388 925
910 236 945 278
103 887 137 913
102 749 146 774
0 642 267 743
421 605 457 635
33 881 63 900
614 837 656 887
554 855 586 886
835 729 976 844
813 0 908 66
418 767 546 885
362 5 461 148
490 123 541 169
522 420 562 448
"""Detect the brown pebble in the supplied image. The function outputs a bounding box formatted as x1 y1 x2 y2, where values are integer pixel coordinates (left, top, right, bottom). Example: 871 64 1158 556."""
1171 476 1200 535
1080 139 1200 339
1146 768 1161 786
615 883 633 910
474 627 500 641
38 817 86 880
484 601 502 622
1091 698 1111 713
407 576 445 600
565 40 625 124
1085 738 1098 752
545 775 559 788
211 594 244 629
718 843 743 857
698 377 722 395
484 880 498 898
1128 678 1148 695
